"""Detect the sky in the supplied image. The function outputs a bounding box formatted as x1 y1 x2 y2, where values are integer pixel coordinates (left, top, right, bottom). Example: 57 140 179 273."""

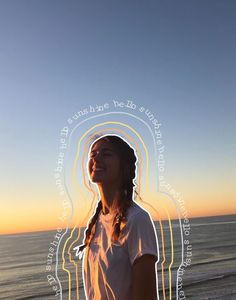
0 0 235 234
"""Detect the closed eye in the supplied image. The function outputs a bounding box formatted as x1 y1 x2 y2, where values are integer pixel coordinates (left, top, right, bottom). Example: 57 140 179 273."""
90 149 114 158
103 152 112 156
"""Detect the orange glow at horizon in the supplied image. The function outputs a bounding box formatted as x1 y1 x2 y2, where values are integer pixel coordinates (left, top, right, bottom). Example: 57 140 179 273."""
2 191 236 235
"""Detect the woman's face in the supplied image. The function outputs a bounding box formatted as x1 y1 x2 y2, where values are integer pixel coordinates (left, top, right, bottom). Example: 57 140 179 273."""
88 139 122 186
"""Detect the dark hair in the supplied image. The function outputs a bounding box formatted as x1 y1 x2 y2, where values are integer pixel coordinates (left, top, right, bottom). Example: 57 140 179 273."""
77 135 137 255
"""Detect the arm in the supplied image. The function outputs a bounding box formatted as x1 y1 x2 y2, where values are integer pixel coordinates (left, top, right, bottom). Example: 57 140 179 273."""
132 254 157 300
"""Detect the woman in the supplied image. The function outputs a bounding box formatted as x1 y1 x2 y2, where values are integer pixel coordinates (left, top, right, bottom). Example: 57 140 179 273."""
78 134 158 300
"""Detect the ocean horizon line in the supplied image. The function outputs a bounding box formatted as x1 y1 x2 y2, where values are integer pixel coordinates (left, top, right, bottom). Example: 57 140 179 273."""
1 212 236 237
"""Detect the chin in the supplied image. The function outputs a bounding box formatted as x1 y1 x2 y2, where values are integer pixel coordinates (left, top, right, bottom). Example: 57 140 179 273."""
90 176 103 183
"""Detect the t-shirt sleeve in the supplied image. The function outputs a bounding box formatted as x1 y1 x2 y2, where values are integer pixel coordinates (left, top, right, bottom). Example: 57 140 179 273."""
126 210 158 265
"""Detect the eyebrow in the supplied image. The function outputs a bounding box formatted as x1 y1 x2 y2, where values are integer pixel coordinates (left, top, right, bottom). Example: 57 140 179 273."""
90 148 114 154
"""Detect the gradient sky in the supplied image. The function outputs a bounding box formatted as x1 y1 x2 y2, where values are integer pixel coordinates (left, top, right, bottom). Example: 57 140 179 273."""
0 0 235 234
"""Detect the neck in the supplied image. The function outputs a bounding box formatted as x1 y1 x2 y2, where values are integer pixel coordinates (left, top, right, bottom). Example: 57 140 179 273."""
97 183 121 214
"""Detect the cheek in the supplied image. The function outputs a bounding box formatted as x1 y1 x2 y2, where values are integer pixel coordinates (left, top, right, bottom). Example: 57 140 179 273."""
88 159 93 174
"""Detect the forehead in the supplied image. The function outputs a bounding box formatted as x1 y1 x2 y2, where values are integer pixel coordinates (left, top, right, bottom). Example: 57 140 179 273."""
90 139 114 151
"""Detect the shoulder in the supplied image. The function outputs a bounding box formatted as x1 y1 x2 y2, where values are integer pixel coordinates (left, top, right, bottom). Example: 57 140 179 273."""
125 201 154 227
127 201 151 219
123 201 158 265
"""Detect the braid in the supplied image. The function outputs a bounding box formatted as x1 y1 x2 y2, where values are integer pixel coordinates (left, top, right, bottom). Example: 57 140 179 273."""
77 200 102 254
112 196 131 242
112 146 137 242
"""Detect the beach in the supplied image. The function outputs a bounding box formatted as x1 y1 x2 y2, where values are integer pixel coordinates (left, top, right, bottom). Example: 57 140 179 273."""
0 214 235 300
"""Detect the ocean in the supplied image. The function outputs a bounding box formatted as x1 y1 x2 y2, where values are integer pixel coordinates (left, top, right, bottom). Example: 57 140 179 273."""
0 214 235 300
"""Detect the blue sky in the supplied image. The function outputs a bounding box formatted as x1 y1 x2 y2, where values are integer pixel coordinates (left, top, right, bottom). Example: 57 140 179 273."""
1 0 236 232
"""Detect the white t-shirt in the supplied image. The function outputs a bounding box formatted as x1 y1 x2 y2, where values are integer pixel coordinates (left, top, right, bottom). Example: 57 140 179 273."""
82 201 158 300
